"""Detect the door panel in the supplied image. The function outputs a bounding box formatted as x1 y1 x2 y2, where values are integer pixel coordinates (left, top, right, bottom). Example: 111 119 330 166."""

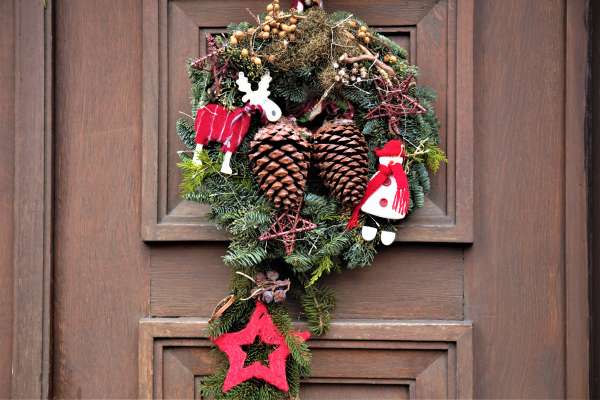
150 244 464 320
139 319 472 399
139 2 473 395
141 0 473 243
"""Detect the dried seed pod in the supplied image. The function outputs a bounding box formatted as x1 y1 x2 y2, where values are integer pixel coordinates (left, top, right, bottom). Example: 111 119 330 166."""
312 119 369 209
248 118 311 210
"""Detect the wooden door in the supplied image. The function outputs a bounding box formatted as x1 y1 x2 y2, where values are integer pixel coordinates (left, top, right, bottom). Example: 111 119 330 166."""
2 0 590 398
139 1 474 397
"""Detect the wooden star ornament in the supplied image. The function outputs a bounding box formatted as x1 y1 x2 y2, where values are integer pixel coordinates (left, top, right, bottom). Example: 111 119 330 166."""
212 301 310 392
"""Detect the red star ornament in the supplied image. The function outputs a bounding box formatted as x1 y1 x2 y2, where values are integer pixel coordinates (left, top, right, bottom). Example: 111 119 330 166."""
212 301 310 392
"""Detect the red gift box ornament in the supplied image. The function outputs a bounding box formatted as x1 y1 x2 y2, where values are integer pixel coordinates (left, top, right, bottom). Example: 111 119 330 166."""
192 71 282 174
212 301 310 392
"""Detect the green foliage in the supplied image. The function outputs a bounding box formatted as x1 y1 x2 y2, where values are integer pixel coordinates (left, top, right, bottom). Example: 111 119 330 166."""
176 117 196 149
302 286 336 336
307 256 335 287
178 154 221 196
344 235 377 269
223 241 269 268
177 4 443 397
424 144 448 174
188 64 212 112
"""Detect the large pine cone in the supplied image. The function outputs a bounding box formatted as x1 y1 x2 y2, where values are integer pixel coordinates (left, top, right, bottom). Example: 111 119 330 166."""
313 119 369 209
249 118 311 210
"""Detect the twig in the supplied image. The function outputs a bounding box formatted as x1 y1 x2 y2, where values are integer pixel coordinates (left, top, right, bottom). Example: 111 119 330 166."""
246 8 261 24
339 53 395 77
339 29 395 83
236 271 256 283
178 111 194 119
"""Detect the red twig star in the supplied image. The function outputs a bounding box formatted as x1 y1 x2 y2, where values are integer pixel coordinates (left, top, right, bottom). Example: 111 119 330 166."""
366 75 427 135
212 302 310 392
259 206 317 255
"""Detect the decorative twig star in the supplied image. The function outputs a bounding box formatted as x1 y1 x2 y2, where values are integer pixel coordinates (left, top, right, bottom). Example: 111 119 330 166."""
212 302 310 392
260 206 317 255
366 75 427 135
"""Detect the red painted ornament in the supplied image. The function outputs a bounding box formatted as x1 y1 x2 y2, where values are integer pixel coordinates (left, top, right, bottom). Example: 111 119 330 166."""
194 104 254 153
212 302 310 392
347 140 410 230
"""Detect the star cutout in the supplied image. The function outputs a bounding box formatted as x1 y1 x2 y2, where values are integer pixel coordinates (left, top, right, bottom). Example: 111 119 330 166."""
212 302 310 392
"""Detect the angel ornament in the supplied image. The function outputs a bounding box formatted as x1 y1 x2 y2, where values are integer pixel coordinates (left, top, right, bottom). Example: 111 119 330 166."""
347 140 410 245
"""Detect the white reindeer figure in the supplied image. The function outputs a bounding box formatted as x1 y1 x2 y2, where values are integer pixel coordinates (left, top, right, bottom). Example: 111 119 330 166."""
236 71 282 122
192 71 281 174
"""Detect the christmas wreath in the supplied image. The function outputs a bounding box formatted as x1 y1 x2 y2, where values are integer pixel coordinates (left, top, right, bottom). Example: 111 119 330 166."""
176 1 445 398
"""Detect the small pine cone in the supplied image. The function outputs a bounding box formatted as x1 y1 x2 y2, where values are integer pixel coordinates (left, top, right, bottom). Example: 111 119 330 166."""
248 118 311 210
313 119 369 209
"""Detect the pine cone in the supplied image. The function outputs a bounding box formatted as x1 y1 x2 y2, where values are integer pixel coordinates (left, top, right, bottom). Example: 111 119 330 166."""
249 118 311 210
313 119 369 209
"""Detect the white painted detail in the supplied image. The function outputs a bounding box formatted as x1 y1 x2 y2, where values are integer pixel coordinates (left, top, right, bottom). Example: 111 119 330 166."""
192 144 204 166
220 151 233 175
236 71 282 122
380 230 396 245
361 225 377 241
360 155 407 220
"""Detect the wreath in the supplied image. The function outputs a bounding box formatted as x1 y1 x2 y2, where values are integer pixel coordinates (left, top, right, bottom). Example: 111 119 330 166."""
176 1 445 398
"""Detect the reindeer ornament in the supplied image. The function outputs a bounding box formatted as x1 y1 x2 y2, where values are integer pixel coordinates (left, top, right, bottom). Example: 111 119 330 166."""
192 71 282 174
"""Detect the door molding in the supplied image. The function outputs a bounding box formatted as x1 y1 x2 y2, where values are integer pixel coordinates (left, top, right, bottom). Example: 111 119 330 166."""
141 0 474 243
12 0 53 397
139 318 473 399
564 0 590 398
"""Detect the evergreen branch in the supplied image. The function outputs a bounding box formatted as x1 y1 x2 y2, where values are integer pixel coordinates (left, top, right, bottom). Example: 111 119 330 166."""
302 285 336 336
307 256 334 287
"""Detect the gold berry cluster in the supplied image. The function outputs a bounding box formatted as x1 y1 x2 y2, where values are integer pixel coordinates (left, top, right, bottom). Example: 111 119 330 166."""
346 19 373 44
229 0 302 65
383 54 398 64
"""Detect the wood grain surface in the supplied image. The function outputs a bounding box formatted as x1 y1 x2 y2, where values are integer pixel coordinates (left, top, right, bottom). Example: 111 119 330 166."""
0 0 15 396
591 0 600 397
464 0 570 398
37 0 590 398
11 0 53 397
150 244 464 320
52 0 149 397
564 0 590 397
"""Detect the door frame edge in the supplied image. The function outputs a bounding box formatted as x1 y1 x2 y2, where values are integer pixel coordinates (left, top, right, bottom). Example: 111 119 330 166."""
11 0 53 398
564 0 590 398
